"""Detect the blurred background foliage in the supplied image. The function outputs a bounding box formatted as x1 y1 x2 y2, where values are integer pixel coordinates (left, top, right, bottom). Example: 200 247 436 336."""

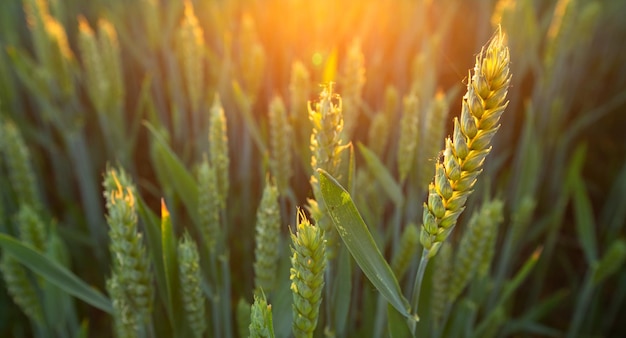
0 0 625 337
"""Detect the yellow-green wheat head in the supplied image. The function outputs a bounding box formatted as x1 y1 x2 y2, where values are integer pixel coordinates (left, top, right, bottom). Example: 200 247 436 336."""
420 28 511 257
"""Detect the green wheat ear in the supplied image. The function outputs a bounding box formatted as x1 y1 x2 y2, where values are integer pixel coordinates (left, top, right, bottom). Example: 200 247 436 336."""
16 204 47 252
103 167 153 331
268 96 294 196
397 93 420 183
308 83 347 260
0 255 43 323
420 27 511 258
253 177 281 293
290 209 326 338
0 118 39 209
430 242 453 330
249 291 275 338
340 38 366 141
417 92 450 191
447 199 504 303
176 0 205 112
197 155 220 252
391 223 420 280
236 297 252 338
97 18 125 112
178 234 207 338
209 95 230 209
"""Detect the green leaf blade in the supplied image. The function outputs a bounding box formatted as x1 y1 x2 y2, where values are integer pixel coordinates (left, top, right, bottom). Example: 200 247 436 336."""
357 142 404 206
0 234 113 314
319 169 412 320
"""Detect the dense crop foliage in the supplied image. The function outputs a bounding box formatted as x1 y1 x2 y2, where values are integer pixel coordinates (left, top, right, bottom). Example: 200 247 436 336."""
1 0 626 337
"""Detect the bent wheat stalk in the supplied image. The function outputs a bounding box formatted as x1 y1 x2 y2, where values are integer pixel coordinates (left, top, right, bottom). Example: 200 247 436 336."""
410 27 511 325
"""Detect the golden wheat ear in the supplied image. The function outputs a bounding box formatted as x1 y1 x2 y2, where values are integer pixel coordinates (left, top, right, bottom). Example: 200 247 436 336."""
420 27 511 258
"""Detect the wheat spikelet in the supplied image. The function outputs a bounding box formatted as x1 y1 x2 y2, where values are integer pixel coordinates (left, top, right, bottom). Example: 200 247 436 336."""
0 118 40 209
290 209 326 338
417 92 450 191
197 155 220 252
249 292 275 338
391 223 419 280
178 234 207 338
397 93 420 183
289 60 312 123
103 167 153 325
43 14 75 97
308 83 346 260
268 96 293 196
420 27 511 257
239 13 266 99
16 204 47 251
430 242 453 328
340 38 366 141
367 113 390 158
97 18 125 112
23 0 52 70
237 297 252 338
289 60 312 158
253 178 281 293
107 274 138 338
447 199 503 302
177 0 205 112
78 16 107 113
209 95 230 209
0 255 43 323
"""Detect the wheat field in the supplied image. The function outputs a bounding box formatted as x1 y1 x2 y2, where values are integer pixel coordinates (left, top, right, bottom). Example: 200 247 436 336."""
1 0 625 337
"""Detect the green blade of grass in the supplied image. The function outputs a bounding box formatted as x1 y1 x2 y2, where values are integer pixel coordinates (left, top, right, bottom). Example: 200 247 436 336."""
319 169 413 321
567 145 598 264
144 121 199 225
0 234 113 314
357 142 404 206
160 201 182 335
136 196 169 316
